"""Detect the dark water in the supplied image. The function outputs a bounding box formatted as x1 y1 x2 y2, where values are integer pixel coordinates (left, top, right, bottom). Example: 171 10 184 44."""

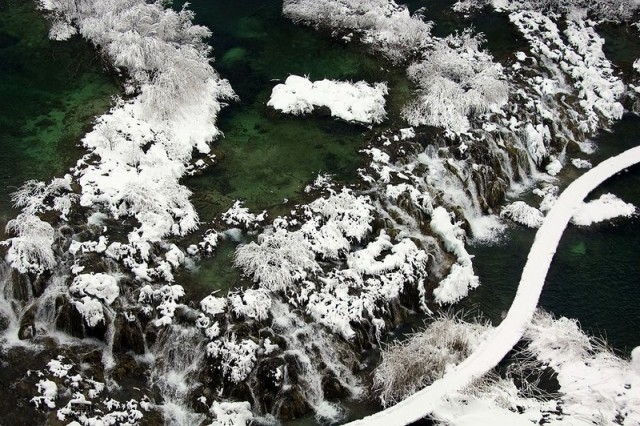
468 115 640 355
0 0 119 230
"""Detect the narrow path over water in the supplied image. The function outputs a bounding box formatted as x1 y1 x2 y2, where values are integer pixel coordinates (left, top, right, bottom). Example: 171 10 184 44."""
348 145 640 425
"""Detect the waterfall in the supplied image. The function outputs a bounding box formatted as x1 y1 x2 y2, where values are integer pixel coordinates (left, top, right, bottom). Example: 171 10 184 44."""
149 324 207 425
270 300 363 423
0 264 21 346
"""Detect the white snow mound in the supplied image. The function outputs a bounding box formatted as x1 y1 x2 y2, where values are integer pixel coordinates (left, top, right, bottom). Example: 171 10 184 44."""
268 75 388 124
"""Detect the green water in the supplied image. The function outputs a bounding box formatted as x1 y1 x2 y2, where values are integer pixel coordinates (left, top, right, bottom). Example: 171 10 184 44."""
183 0 413 223
2 0 640 421
0 0 119 231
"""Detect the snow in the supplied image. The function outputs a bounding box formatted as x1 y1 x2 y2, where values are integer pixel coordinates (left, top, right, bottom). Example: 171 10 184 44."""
73 296 105 328
633 347 640 375
500 201 544 228
139 284 186 326
510 11 624 134
572 158 592 169
283 0 433 63
206 335 258 383
200 295 227 316
229 289 271 321
268 75 388 124
209 401 253 426
21 0 237 282
32 379 58 409
545 157 562 176
346 146 640 425
222 201 266 229
48 19 77 40
524 123 549 166
430 207 479 304
523 310 640 425
69 273 120 305
2 213 55 274
571 193 636 226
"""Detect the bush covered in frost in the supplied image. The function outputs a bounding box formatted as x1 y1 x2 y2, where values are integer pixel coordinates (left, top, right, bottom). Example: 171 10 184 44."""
402 31 508 134
373 313 489 407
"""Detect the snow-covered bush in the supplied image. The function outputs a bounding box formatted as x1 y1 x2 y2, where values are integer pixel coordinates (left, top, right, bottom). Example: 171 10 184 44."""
234 229 318 292
206 335 259 384
500 201 544 228
2 213 56 274
222 201 266 229
268 75 388 124
402 31 508 134
283 0 433 63
454 0 639 22
373 313 489 407
229 289 271 321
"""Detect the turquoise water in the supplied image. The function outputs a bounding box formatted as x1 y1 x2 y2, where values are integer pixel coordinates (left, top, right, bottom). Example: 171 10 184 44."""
0 0 119 231
183 0 412 223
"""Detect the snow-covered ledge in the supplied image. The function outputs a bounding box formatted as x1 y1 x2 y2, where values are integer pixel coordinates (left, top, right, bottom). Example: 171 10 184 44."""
267 75 388 124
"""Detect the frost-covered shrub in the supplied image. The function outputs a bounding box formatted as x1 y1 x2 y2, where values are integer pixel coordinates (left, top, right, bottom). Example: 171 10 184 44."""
402 31 508 134
206 335 258 384
268 75 388 124
373 314 489 407
2 213 56 274
229 289 271 321
306 188 374 243
454 0 639 21
500 201 544 228
234 229 318 292
283 0 433 63
221 201 266 229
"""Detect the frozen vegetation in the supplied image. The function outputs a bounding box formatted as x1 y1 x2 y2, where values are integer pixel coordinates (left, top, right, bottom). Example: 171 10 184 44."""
348 145 640 425
268 75 388 124
571 193 637 226
2 0 640 423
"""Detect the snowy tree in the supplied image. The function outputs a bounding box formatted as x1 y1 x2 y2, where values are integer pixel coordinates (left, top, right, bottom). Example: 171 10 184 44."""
2 213 56 274
402 30 508 133
234 229 318 292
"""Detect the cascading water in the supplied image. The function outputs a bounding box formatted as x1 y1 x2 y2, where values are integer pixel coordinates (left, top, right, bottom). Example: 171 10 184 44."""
0 264 21 345
269 300 364 423
148 324 208 425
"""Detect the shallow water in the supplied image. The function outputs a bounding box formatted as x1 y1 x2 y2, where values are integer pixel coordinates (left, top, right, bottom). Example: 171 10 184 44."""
183 0 412 222
0 0 119 229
